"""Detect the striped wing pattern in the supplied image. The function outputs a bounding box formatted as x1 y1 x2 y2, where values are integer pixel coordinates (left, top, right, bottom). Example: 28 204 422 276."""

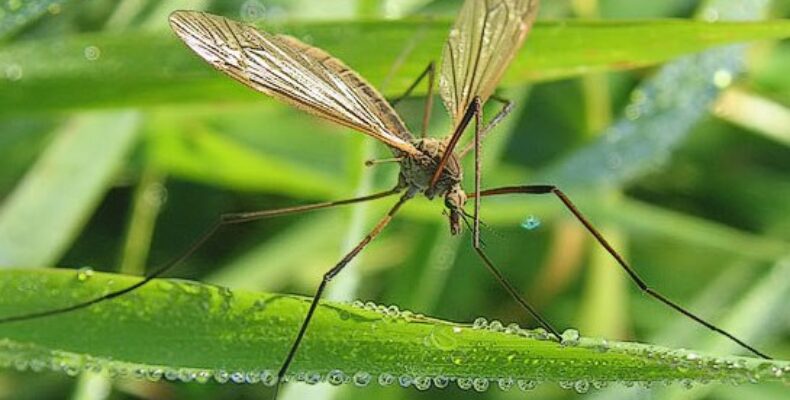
439 0 539 125
169 11 418 156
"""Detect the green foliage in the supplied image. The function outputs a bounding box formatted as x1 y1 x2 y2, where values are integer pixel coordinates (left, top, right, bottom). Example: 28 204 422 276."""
0 269 787 391
0 1 789 399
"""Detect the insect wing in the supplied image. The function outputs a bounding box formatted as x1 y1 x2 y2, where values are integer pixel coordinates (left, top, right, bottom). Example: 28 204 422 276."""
169 11 418 156
439 0 539 125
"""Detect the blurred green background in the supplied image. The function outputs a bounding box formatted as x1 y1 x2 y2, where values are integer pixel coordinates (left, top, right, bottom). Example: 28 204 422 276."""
1 0 789 399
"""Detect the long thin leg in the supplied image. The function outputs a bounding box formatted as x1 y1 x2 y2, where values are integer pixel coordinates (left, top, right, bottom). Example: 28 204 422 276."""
391 62 436 137
467 103 560 338
0 189 400 324
271 192 412 398
458 94 514 158
429 97 479 188
429 94 513 188
477 185 772 359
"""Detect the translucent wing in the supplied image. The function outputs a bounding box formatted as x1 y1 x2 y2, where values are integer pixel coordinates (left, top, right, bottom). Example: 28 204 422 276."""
169 11 418 156
439 0 539 125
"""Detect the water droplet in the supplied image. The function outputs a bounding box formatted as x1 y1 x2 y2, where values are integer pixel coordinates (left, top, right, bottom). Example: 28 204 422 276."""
488 320 504 332
521 215 541 230
504 323 520 334
531 328 550 341
195 370 211 383
353 371 371 387
414 376 431 390
398 374 413 387
76 267 94 282
146 368 163 382
84 45 101 61
472 317 488 329
378 373 394 386
433 375 450 388
457 377 473 390
703 9 719 22
517 379 538 391
4 64 22 81
560 329 580 347
351 300 364 308
239 0 266 21
497 377 514 390
260 370 277 386
305 371 321 384
574 379 590 393
713 69 733 88
592 380 608 389
472 378 489 392
230 371 245 383
327 369 345 385
426 325 459 351
385 305 400 317
164 369 178 381
214 370 229 383
179 369 196 382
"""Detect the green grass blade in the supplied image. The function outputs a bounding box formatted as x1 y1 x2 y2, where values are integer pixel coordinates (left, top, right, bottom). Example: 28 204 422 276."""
0 112 140 267
3 19 790 112
0 0 65 40
0 268 787 392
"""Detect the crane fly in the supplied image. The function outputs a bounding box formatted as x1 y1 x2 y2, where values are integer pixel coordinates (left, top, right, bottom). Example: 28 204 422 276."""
0 0 770 396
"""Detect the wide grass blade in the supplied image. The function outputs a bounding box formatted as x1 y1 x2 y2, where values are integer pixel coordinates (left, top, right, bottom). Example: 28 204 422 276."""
3 20 790 112
0 269 787 392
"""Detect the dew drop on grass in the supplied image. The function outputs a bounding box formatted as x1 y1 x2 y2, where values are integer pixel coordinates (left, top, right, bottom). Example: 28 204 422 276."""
574 379 590 393
306 371 321 385
353 371 371 387
433 375 450 388
239 0 266 22
76 267 94 282
560 328 580 347
488 320 504 332
327 369 345 385
521 215 541 230
214 369 229 383
472 317 488 329
179 369 196 382
230 371 244 383
195 370 211 383
425 325 459 351
378 373 394 386
414 376 431 390
497 377 514 390
472 377 489 392
517 379 538 391
84 45 101 61
398 374 413 387
147 368 163 382
457 377 473 390
4 64 22 81
260 370 277 386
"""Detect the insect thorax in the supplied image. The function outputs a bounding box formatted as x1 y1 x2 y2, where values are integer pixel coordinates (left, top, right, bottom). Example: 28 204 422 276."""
398 138 463 199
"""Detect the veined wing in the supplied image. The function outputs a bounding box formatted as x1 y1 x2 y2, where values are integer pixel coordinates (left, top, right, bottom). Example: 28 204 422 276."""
439 0 539 125
169 11 418 156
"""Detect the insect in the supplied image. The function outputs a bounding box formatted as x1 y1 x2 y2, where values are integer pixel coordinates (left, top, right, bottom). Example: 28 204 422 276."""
0 0 770 396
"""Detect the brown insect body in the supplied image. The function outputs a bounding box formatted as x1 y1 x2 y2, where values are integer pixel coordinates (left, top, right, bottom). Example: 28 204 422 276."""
397 137 467 234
